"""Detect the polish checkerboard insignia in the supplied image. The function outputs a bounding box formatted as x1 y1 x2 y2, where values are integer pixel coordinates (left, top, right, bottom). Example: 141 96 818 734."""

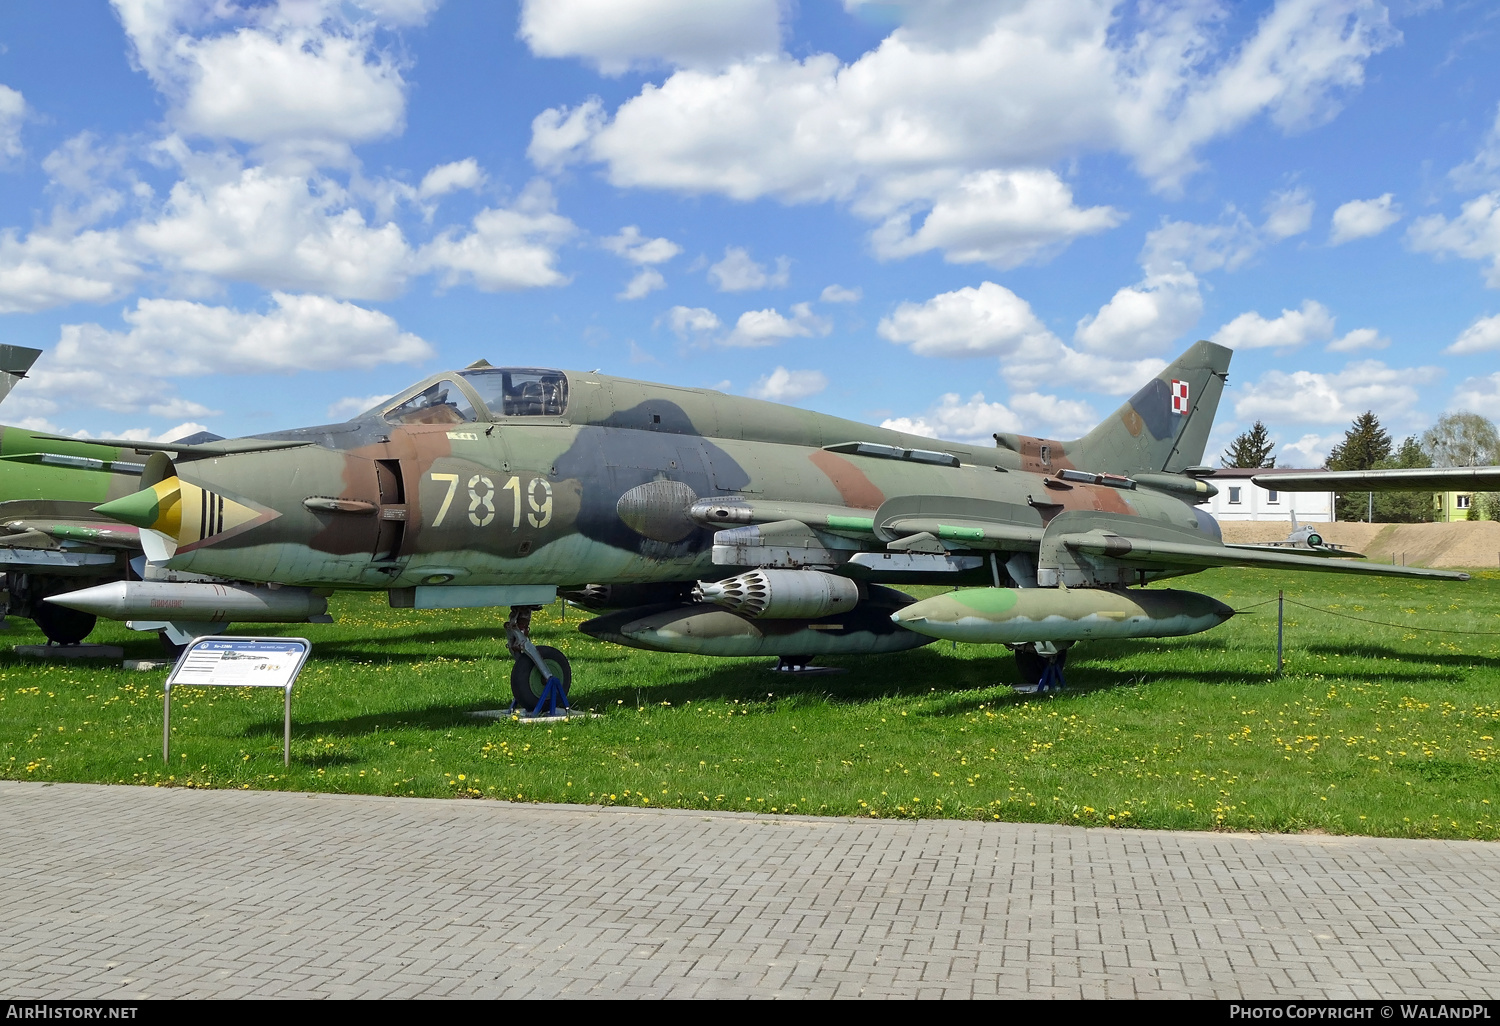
1170 379 1189 415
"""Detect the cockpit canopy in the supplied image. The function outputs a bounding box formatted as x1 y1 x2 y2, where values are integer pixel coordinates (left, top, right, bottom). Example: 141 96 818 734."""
381 368 569 426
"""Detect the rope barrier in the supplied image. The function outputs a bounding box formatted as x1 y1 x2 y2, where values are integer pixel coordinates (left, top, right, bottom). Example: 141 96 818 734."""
1271 597 1500 637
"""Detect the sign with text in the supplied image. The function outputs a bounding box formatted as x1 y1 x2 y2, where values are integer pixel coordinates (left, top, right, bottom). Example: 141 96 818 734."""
164 637 312 766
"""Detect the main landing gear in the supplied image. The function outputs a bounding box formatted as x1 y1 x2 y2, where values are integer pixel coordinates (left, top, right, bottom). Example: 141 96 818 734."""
505 605 572 713
1012 642 1069 694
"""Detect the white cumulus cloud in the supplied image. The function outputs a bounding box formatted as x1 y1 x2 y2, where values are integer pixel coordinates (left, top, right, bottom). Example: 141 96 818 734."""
9 292 431 424
882 390 1097 442
0 227 142 313
870 169 1122 268
1211 300 1335 351
326 393 394 420
1326 327 1388 353
879 280 1164 395
418 181 576 292
749 366 828 403
1141 211 1262 275
1452 373 1500 413
879 282 1054 359
1330 193 1400 245
820 284 861 304
725 303 829 348
418 159 486 199
518 0 783 74
1232 360 1441 427
1447 313 1500 355
112 0 415 153
1278 432 1345 468
618 267 666 300
661 305 721 340
602 225 682 265
532 0 1396 264
709 247 789 291
1450 102 1500 191
1407 192 1500 288
1074 270 1203 357
1262 187 1314 241
137 164 413 299
0 85 24 161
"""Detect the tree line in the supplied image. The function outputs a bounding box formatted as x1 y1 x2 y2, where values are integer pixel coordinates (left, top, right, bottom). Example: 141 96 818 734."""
1222 412 1500 523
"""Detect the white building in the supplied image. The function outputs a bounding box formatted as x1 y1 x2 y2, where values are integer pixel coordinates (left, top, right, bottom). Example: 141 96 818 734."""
1199 467 1335 523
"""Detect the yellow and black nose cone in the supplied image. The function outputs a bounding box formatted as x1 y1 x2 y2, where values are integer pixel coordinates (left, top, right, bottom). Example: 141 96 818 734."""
95 477 279 555
95 479 180 531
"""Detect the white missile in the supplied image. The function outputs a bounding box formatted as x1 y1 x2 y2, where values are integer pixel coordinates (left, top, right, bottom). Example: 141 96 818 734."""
45 581 329 623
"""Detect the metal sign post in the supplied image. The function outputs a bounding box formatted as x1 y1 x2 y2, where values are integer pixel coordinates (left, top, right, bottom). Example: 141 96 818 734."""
163 637 312 766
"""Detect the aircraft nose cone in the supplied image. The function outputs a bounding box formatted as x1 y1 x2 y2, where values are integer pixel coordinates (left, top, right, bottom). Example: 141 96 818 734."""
94 482 174 531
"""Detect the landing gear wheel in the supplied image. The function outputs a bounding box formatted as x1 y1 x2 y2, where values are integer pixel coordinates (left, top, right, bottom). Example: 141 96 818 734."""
510 645 572 712
32 602 96 646
1015 646 1067 687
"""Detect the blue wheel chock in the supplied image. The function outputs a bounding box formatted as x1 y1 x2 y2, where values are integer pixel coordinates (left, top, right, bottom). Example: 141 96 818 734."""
529 675 570 718
1037 659 1066 693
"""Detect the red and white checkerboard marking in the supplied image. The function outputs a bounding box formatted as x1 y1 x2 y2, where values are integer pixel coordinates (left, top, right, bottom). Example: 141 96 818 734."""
1170 379 1189 414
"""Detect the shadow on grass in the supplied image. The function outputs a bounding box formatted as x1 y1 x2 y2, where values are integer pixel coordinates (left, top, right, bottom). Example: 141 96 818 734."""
1300 642 1500 669
273 644 1309 739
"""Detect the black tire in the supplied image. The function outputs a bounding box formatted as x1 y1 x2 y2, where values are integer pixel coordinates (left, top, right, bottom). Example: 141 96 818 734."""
32 601 96 646
510 645 572 712
1014 646 1067 686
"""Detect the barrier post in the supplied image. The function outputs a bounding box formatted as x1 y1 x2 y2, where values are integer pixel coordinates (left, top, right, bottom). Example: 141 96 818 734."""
1276 591 1284 676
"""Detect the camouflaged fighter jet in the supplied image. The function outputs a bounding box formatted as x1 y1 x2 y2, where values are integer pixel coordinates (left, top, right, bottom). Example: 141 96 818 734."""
0 345 331 649
57 341 1466 705
0 344 156 644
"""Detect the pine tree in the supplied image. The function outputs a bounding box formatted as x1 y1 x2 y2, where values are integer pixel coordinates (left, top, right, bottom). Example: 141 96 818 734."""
1326 411 1392 521
1222 421 1276 468
1372 435 1432 523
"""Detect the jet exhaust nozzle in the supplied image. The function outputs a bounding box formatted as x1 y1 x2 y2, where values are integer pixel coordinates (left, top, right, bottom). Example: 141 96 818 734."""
890 587 1233 644
694 569 859 619
44 581 328 624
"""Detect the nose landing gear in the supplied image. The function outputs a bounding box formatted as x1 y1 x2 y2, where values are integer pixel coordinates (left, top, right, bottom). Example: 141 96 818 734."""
505 605 572 713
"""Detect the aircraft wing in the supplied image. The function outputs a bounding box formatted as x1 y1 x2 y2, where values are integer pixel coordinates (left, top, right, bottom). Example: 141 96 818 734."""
24 433 314 458
1062 530 1469 580
1226 541 1366 558
1253 467 1500 492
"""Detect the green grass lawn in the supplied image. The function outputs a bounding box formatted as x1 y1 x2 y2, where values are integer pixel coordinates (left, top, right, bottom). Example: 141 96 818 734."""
3 568 1498 840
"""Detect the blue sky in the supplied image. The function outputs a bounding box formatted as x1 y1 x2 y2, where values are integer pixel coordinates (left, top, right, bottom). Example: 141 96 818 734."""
0 0 1497 466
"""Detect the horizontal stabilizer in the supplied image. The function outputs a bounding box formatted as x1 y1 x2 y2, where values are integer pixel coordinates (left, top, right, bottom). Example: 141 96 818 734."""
1062 531 1469 580
0 344 41 406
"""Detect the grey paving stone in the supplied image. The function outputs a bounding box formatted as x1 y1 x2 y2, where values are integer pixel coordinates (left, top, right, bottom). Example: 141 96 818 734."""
1 780 1498 998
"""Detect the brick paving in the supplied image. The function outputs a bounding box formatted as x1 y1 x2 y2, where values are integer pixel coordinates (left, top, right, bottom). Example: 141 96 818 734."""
2 780 1497 998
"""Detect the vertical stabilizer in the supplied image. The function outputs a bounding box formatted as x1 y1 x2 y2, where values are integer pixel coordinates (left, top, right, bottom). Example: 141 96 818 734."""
1066 340 1231 475
0 345 42 407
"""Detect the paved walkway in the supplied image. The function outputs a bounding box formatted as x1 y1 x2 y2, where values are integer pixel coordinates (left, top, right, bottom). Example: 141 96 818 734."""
2 781 1498 999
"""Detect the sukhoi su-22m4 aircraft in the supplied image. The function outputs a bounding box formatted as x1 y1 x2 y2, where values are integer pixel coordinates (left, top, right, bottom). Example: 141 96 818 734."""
59 341 1466 704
